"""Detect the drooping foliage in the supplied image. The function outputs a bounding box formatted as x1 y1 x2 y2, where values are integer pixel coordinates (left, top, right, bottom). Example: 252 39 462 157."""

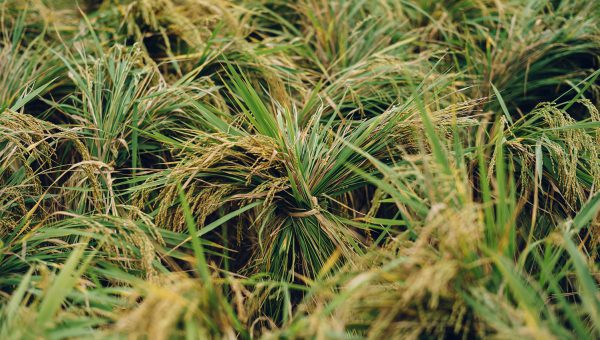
0 0 599 339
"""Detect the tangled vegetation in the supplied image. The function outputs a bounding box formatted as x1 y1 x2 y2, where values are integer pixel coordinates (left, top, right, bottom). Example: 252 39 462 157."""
0 0 599 339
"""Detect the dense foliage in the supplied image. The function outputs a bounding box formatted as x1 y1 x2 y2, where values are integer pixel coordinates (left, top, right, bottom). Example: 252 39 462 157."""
0 0 599 338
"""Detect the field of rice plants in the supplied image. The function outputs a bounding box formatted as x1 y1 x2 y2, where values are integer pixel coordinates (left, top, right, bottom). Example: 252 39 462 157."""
1 0 599 338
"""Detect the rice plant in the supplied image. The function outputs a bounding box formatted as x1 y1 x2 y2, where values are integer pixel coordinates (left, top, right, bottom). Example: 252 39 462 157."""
0 0 598 339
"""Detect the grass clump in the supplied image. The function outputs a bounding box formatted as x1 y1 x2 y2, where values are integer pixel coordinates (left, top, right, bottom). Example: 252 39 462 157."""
0 0 599 339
